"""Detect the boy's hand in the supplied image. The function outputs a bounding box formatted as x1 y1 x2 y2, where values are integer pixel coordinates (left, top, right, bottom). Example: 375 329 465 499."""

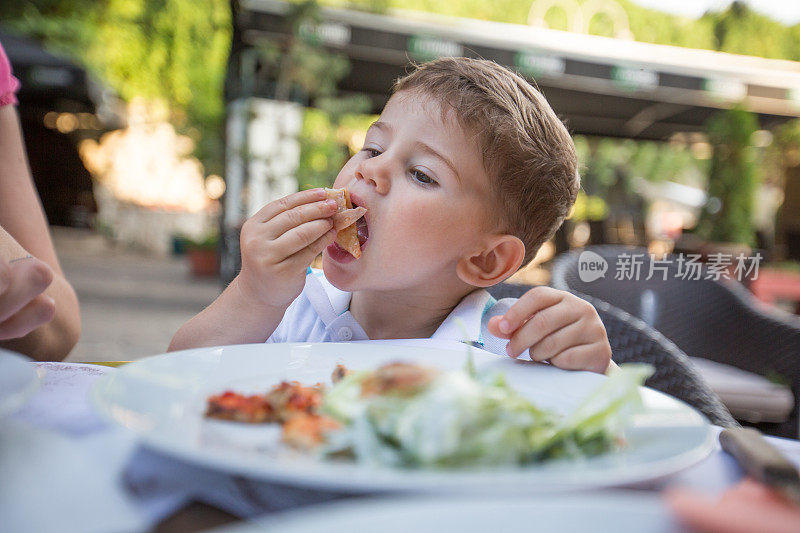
236 188 339 311
487 287 612 374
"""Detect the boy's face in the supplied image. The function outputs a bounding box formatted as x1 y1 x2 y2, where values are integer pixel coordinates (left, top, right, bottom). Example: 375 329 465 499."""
323 90 495 293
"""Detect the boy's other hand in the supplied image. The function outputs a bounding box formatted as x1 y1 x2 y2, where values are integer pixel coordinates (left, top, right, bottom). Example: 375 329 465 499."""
236 188 339 311
487 287 612 374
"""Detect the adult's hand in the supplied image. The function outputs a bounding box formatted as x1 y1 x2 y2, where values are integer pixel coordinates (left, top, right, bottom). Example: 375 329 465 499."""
0 255 56 341
0 50 81 361
0 223 79 360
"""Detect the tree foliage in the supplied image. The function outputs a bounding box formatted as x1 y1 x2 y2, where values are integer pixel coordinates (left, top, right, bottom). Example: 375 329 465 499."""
696 106 759 245
345 0 800 62
4 0 231 175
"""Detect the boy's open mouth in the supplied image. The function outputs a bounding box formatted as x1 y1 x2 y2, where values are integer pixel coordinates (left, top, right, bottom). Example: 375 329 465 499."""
352 198 369 248
356 214 368 247
326 195 369 263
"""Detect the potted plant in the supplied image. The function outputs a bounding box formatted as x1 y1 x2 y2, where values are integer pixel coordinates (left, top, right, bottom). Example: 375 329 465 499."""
185 231 220 278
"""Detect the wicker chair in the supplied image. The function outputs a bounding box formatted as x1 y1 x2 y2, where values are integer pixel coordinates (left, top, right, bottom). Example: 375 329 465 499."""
550 245 800 438
487 283 738 428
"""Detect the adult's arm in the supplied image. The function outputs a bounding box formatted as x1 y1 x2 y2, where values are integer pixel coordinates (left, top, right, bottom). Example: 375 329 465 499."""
0 105 81 360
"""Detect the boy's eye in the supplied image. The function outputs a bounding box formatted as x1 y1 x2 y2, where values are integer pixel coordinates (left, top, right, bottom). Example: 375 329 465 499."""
411 169 437 186
363 148 381 158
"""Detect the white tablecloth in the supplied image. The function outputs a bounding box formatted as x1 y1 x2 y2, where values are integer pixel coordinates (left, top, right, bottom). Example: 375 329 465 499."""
3 345 800 533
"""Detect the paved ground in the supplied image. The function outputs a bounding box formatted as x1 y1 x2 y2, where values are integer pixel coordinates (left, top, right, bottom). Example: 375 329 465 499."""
53 227 223 362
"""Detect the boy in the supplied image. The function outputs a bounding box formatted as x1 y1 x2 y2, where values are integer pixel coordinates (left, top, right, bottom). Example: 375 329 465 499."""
171 58 612 374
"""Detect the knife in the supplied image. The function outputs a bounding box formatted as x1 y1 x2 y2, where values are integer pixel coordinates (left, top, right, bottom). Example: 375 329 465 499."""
720 427 800 505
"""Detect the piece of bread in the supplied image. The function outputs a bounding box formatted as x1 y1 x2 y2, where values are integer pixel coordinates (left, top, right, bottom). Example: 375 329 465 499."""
325 188 364 258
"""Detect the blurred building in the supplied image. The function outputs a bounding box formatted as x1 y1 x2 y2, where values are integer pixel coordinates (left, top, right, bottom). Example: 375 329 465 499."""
1 29 123 227
222 0 800 278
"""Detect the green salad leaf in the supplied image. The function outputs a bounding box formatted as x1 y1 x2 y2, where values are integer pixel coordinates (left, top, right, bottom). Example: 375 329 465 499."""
321 362 652 468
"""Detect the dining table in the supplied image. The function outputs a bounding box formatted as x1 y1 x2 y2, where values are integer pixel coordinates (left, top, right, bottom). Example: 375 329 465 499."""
2 339 800 533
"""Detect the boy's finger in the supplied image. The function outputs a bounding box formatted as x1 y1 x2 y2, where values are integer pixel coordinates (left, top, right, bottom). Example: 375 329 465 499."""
503 303 578 356
287 228 338 268
265 199 339 239
525 319 587 362
547 343 610 373
486 315 510 339
253 188 328 223
495 287 565 335
0 294 56 341
271 218 335 258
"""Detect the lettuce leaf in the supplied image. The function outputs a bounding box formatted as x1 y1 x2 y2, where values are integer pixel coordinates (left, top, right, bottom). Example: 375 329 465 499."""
320 362 652 468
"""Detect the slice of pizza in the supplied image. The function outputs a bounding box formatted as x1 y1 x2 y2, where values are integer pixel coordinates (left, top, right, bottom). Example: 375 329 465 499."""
325 187 365 258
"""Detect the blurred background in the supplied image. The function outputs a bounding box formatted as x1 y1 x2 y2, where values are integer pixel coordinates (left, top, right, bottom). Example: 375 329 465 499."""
2 0 800 363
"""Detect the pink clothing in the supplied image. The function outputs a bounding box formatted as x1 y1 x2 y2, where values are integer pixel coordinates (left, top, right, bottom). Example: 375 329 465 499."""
0 41 20 107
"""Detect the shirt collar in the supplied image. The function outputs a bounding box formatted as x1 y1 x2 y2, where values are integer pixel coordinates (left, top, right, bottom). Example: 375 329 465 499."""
305 269 352 326
431 289 493 344
306 269 493 344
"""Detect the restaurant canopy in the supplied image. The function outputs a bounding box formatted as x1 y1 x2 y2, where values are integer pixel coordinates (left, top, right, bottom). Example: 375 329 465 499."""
230 0 800 140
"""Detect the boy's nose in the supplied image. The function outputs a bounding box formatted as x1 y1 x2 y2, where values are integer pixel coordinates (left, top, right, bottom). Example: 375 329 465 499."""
356 158 391 195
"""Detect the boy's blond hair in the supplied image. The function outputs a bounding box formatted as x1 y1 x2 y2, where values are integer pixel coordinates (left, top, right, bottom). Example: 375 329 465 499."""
394 57 579 266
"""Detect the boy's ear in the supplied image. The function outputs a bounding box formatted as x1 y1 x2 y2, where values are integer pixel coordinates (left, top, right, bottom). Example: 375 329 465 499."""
456 235 526 288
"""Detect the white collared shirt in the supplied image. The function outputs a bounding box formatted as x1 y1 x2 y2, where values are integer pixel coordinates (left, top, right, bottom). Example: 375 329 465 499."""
266 269 515 355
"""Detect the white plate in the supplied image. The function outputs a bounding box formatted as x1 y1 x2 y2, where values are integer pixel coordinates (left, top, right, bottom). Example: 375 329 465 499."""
218 491 681 533
92 342 714 493
0 348 40 419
